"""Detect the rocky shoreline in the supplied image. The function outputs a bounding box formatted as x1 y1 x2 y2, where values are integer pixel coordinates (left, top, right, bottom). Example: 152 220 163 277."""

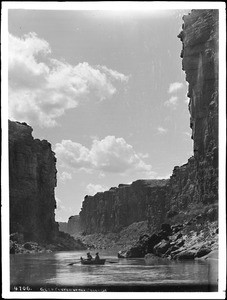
118 204 218 261
75 202 218 262
10 231 86 254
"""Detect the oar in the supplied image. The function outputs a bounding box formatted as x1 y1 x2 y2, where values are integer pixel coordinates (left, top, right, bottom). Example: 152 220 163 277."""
68 260 81 266
107 261 118 264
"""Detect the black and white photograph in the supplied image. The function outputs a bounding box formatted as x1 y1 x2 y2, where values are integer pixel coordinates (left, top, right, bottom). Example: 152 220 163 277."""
1 1 226 298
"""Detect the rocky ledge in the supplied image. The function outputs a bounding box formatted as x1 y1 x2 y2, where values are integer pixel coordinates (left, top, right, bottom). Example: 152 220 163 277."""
118 203 218 260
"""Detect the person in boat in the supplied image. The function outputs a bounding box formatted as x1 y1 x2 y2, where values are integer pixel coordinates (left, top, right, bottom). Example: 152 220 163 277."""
94 252 100 261
86 252 93 261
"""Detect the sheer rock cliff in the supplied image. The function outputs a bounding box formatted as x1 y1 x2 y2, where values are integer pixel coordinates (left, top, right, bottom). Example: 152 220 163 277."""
9 120 58 243
79 180 169 234
9 120 86 252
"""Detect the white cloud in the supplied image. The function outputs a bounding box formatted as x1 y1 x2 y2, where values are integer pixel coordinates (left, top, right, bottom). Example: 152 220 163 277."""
164 96 178 109
8 32 129 127
58 171 72 182
183 132 191 137
157 126 168 134
55 197 72 222
168 82 183 93
54 136 154 177
154 173 171 179
98 65 129 82
86 183 108 196
185 97 190 104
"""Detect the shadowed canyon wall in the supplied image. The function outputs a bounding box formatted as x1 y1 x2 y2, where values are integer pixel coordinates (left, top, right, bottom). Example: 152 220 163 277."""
78 9 219 235
9 120 59 242
166 9 218 212
79 180 169 234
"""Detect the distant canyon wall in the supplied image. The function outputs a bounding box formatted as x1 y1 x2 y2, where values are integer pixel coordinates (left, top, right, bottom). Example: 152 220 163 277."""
9 120 59 242
78 9 219 235
79 180 169 234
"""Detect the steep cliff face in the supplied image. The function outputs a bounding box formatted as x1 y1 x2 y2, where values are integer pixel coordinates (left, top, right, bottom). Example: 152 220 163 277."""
79 10 218 237
67 215 82 235
167 9 218 212
58 222 68 233
80 180 169 234
9 120 59 242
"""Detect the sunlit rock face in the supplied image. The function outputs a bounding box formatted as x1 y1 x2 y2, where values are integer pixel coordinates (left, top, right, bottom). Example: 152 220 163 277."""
79 180 169 234
79 10 218 236
9 120 59 242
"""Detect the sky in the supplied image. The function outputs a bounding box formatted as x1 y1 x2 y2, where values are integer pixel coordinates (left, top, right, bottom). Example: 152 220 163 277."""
7 6 194 222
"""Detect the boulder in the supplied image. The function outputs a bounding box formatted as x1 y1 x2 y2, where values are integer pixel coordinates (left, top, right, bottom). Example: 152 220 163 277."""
153 240 171 256
161 223 172 235
126 246 145 258
171 224 184 234
195 246 212 258
23 242 39 250
146 233 162 252
174 250 197 260
118 250 128 258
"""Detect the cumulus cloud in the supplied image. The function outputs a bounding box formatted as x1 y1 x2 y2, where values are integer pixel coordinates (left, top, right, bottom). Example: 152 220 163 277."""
157 126 168 134
54 136 154 177
164 96 178 109
183 131 191 137
86 183 108 196
58 171 72 182
55 197 72 222
98 65 129 82
168 82 183 93
8 32 129 127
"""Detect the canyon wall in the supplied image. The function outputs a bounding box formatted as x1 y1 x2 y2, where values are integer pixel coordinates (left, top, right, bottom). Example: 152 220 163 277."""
9 120 59 242
165 9 218 214
79 9 219 235
79 180 169 234
67 215 82 235
58 222 68 233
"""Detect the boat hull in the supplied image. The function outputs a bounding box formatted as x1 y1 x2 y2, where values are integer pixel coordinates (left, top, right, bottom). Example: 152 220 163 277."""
81 259 106 265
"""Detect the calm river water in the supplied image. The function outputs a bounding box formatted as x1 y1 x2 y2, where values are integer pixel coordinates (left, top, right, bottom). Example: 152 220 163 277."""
10 250 218 292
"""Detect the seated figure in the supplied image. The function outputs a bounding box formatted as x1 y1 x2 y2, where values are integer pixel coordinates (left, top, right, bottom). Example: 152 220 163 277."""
94 252 100 261
87 252 93 260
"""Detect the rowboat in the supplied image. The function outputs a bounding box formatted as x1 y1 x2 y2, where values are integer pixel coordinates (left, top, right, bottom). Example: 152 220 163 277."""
80 258 106 265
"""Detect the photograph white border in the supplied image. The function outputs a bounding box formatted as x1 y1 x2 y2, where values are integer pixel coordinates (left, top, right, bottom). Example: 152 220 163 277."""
1 2 226 299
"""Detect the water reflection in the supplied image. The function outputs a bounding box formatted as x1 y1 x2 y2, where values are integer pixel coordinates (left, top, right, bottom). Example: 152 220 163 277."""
10 250 218 289
10 253 58 285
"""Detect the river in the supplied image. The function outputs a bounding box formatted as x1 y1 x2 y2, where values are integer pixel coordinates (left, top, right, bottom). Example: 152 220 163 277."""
10 250 218 292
